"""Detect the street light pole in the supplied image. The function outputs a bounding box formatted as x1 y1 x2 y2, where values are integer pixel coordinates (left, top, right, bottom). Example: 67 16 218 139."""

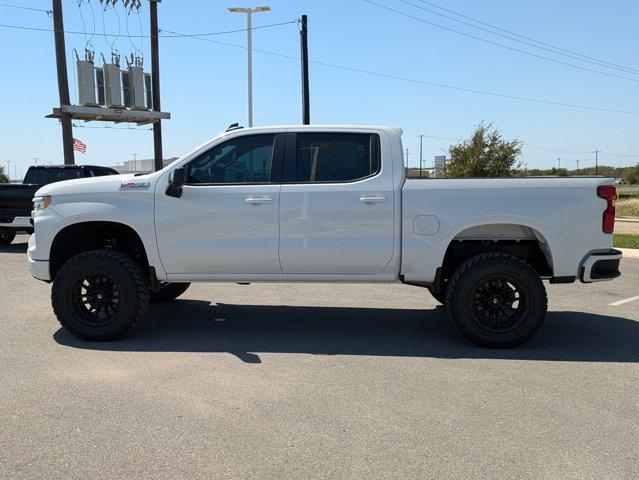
418 135 424 178
228 6 271 127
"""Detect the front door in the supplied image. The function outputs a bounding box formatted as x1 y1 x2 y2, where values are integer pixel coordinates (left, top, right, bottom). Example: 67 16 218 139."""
279 131 395 275
155 133 284 276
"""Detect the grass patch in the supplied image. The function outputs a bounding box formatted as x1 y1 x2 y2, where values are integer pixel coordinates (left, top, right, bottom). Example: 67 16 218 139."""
616 196 639 218
614 234 639 249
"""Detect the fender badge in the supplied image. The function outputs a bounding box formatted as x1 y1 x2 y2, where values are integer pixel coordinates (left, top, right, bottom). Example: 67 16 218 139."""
120 181 150 191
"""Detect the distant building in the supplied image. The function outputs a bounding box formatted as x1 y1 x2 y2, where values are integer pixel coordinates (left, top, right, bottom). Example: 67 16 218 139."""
108 157 179 174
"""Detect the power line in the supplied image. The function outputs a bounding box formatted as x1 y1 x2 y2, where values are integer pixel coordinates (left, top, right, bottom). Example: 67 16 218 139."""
411 0 639 75
0 19 297 38
398 0 639 76
162 28 639 116
72 123 152 131
0 2 51 15
363 0 639 83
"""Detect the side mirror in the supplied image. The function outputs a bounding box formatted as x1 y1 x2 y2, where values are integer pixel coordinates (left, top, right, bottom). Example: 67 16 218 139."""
166 167 185 198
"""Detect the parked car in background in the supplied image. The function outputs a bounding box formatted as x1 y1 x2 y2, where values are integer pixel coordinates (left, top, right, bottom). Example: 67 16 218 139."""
0 165 118 244
27 125 622 347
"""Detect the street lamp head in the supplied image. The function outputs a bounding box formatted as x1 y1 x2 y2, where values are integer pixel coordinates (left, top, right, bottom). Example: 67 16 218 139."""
228 6 270 13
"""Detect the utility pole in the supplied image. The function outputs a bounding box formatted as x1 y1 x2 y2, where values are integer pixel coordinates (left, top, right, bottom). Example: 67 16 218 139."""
33 157 39 166
5 161 10 181
557 157 561 169
575 159 580 173
52 0 75 165
132 153 138 172
149 0 163 171
418 135 424 178
300 15 310 125
405 148 409 170
593 150 600 175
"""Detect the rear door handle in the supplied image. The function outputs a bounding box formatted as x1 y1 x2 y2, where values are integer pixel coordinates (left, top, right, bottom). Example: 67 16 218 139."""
244 196 273 205
358 196 387 204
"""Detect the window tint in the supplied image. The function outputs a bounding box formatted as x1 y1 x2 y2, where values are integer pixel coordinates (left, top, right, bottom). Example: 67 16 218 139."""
187 134 275 184
88 167 108 177
49 169 83 182
295 133 379 182
26 169 48 185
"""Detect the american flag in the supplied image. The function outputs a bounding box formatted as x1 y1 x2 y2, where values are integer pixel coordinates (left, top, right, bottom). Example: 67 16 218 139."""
73 138 87 154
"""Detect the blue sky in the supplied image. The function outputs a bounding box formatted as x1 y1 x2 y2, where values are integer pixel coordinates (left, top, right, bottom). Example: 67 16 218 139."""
1 0 638 178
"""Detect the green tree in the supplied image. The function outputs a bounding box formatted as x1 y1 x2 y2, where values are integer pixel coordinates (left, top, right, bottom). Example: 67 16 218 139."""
0 166 8 183
441 123 522 178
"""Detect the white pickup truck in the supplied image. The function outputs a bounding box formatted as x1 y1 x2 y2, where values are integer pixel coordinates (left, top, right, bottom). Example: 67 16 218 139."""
28 125 622 347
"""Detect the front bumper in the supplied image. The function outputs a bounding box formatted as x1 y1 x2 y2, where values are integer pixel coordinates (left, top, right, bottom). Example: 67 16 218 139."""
580 249 622 283
27 234 51 281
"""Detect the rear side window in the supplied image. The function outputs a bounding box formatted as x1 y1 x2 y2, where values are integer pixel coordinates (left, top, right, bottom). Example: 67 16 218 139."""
49 169 83 182
295 133 380 182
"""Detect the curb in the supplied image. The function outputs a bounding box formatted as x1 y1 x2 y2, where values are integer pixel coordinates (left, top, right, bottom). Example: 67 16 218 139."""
620 248 639 259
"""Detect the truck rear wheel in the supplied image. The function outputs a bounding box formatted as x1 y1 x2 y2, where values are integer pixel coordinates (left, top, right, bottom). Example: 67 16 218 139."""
150 282 191 303
445 253 547 348
0 229 15 245
51 249 149 341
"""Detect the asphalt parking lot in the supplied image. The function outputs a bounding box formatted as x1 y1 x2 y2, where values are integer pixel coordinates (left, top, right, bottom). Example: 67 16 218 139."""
1 235 638 480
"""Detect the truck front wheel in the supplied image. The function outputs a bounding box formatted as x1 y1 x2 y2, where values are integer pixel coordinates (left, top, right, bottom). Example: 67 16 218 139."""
445 253 547 348
51 249 149 341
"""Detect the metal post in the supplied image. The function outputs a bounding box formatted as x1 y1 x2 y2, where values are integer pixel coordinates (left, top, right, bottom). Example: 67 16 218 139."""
247 10 253 127
300 15 310 125
419 135 424 178
594 150 599 175
52 0 75 165
150 0 163 171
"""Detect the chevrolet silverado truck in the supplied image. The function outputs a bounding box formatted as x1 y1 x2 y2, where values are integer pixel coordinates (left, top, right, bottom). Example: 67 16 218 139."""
0 165 118 244
27 125 622 347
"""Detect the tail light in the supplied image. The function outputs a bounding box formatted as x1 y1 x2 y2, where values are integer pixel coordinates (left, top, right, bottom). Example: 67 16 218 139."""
597 185 616 234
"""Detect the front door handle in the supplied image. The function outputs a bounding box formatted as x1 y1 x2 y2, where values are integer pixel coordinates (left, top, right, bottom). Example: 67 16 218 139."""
358 196 387 204
245 197 273 205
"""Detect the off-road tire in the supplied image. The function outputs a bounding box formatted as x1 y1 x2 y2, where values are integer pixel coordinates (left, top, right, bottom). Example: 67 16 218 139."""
445 253 547 348
0 230 16 245
150 282 191 303
51 249 149 341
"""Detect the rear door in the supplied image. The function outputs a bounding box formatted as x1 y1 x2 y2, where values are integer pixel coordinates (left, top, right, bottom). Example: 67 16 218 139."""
278 130 395 275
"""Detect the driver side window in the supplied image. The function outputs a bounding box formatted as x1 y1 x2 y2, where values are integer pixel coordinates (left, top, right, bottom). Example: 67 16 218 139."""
186 134 275 184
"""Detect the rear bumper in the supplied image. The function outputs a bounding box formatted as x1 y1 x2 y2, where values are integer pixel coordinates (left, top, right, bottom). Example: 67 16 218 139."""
27 234 51 281
580 249 622 283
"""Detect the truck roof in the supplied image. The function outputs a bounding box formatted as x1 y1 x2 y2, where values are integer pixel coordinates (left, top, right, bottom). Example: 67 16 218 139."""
220 124 403 136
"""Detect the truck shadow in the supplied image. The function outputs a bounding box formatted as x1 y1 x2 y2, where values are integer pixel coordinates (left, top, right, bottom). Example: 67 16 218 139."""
0 240 28 254
54 301 639 364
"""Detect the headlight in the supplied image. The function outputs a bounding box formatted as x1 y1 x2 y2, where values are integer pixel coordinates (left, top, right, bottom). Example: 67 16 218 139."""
33 195 52 213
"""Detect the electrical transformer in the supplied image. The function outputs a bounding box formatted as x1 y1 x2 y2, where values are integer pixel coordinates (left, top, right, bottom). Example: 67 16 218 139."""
122 56 146 110
101 54 123 108
76 51 97 106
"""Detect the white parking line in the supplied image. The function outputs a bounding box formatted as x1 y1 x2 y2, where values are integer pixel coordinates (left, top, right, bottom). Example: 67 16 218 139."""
609 295 639 306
